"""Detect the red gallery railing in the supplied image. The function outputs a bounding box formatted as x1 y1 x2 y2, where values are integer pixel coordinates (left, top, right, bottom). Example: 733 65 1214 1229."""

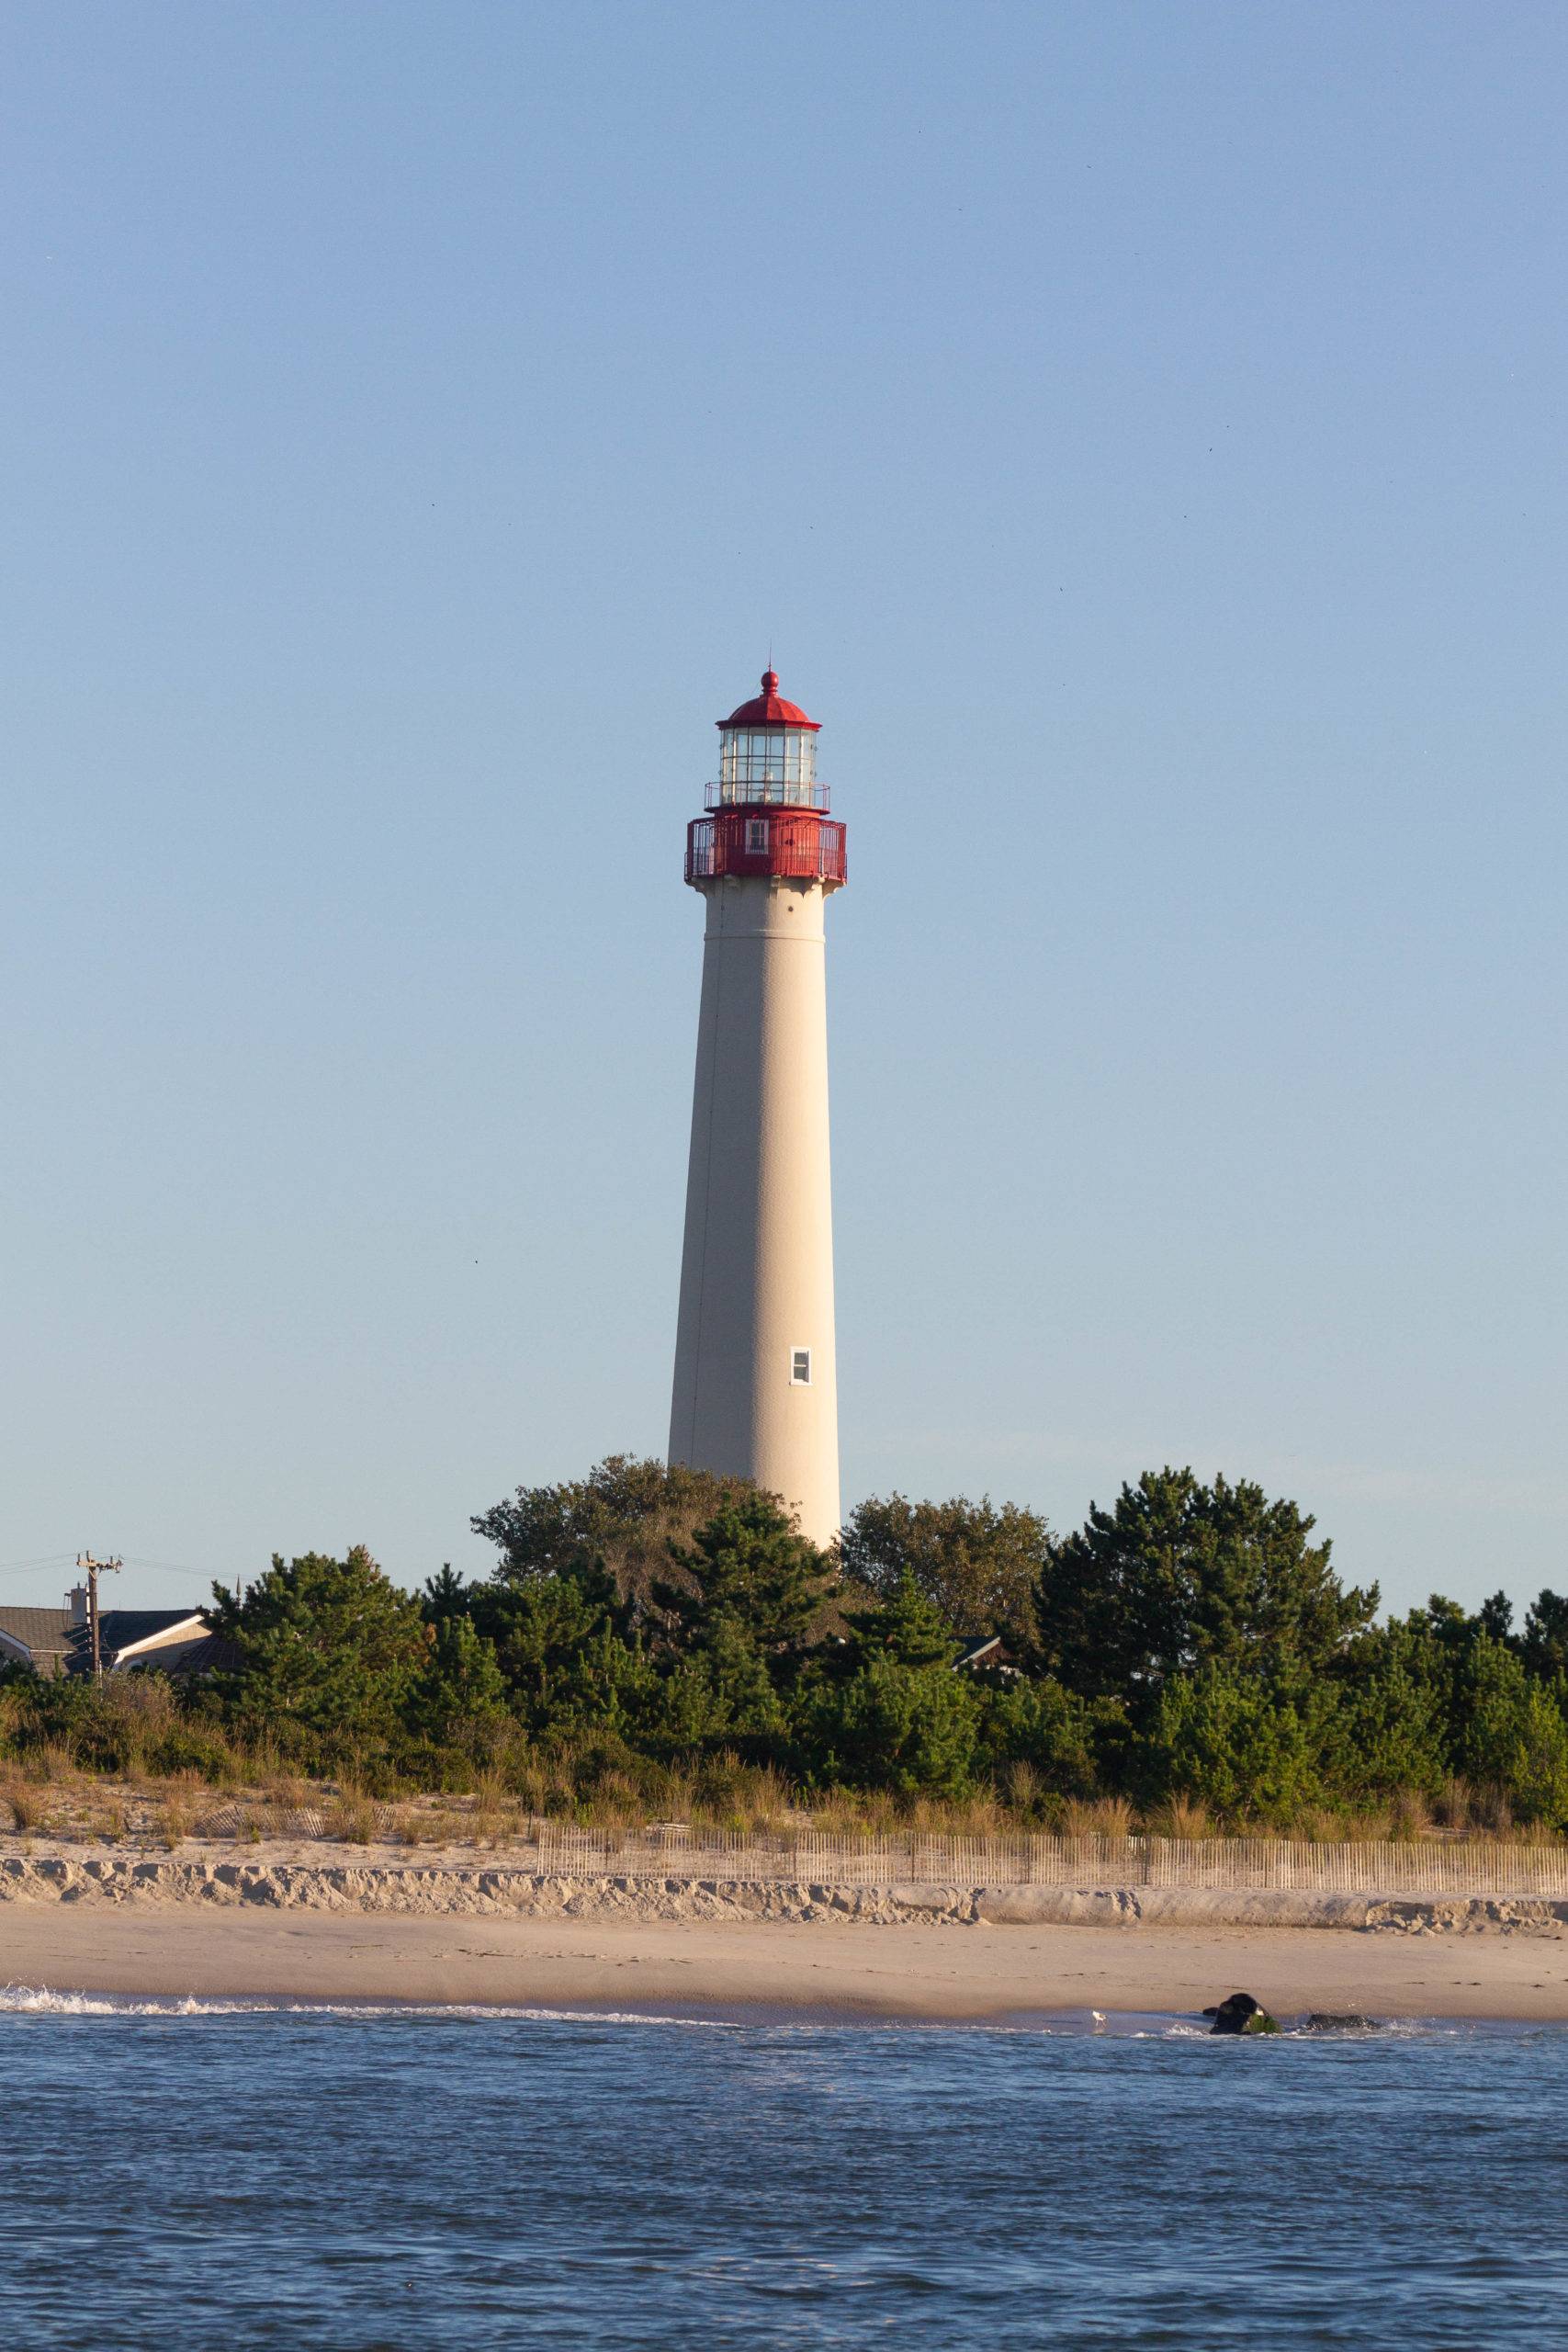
686 812 847 888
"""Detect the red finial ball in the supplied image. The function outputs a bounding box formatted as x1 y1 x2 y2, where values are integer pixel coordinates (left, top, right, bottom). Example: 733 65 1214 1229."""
716 669 821 730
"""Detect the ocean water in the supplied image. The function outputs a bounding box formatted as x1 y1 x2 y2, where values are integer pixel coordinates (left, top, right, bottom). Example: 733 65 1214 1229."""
1 1991 1565 2348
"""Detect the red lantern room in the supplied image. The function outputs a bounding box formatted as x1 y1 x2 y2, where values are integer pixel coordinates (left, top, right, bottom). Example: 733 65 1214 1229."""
685 670 847 889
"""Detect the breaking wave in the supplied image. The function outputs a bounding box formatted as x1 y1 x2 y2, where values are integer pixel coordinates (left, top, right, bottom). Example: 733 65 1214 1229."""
0 1982 737 2025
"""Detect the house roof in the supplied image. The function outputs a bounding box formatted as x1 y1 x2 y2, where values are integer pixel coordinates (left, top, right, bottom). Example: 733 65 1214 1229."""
953 1633 1003 1666
952 1633 1021 1676
0 1605 216 1678
0 1607 74 1673
99 1610 206 1660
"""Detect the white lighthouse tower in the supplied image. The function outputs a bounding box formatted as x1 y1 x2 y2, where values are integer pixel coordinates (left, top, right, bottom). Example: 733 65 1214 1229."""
669 669 847 1547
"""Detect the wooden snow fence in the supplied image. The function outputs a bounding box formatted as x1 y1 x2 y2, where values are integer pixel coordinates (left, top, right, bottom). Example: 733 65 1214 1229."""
525 1826 1568 1901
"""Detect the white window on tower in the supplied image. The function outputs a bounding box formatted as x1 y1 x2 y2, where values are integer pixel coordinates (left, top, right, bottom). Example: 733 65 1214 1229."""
790 1347 812 1385
745 819 769 854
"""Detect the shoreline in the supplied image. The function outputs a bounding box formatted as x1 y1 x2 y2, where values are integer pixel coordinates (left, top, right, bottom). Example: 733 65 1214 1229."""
3 1842 1567 2023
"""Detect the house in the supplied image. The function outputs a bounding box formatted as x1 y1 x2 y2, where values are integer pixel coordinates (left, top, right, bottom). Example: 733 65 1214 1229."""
0 1607 79 1679
953 1632 1021 1679
0 1587 229 1679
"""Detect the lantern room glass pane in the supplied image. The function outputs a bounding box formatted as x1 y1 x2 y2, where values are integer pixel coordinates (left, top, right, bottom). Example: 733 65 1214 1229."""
718 725 818 804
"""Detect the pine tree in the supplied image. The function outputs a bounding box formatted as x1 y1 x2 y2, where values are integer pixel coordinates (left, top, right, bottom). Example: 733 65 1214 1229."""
841 1569 960 1669
406 1616 509 1748
654 1495 831 1677
422 1564 471 1625
1034 1468 1377 1712
1523 1590 1568 1681
803 1652 982 1797
207 1547 426 1750
467 1561 648 1736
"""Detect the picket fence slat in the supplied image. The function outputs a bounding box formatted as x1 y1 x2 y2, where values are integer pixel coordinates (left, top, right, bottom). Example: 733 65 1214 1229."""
520 1826 1568 1899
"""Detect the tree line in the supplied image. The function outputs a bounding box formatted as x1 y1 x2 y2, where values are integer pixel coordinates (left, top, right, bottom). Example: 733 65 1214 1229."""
6 1456 1567 1833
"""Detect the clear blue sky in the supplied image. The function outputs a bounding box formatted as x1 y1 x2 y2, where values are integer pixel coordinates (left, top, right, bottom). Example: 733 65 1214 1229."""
3 2 1562 1621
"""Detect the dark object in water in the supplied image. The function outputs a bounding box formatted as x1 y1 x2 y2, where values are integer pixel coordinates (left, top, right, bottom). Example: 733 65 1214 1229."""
1300 2012 1380 2033
1204 1992 1281 2036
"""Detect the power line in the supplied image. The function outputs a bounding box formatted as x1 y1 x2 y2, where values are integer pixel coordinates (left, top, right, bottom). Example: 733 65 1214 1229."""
0 1556 214 1585
118 1557 218 1579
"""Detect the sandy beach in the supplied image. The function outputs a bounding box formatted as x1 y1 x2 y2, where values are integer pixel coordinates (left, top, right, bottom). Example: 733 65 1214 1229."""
4 1847 1567 2021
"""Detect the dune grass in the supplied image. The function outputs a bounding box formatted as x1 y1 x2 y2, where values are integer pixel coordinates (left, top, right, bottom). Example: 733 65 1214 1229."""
0 1733 1560 1853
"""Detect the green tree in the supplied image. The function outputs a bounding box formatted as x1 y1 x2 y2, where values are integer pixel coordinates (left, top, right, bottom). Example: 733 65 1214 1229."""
1476 1590 1517 1645
840 1493 1048 1645
651 1621 788 1753
1034 1468 1377 1713
791 1569 982 1795
637 1496 833 1758
840 1569 961 1670
1503 1683 1568 1829
405 1616 509 1750
803 1653 982 1797
1320 1634 1446 1804
467 1564 652 1738
422 1565 472 1626
207 1548 425 1752
653 1495 833 1678
471 1454 759 1609
1389 1602 1557 1809
1447 1633 1554 1799
1147 1667 1323 1824
976 1676 1111 1800
1522 1590 1568 1682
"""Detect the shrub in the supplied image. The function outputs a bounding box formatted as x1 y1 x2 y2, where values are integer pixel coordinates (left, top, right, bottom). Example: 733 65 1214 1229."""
978 1676 1108 1799
803 1656 982 1799
1503 1686 1568 1830
405 1619 509 1750
1148 1668 1323 1825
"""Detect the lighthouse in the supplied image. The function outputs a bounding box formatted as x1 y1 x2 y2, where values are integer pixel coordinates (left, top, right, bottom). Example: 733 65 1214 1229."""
669 670 847 1547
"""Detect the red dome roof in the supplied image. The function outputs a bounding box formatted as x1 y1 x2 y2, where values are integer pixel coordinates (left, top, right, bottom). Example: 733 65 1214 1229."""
717 669 820 731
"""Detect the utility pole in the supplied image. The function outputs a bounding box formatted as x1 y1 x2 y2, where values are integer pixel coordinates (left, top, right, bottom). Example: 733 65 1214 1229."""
77 1553 121 1679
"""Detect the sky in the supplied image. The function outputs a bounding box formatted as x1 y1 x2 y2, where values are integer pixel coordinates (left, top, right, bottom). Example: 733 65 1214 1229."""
2 1 1563 1622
